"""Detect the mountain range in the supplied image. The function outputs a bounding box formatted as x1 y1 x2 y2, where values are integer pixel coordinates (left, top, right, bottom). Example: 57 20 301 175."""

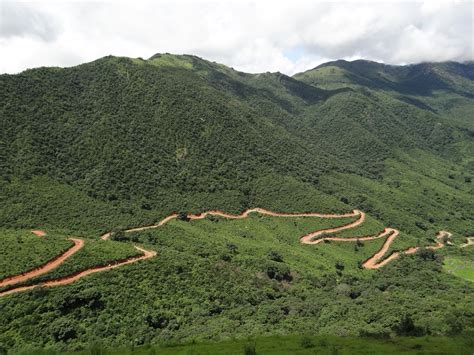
0 54 473 352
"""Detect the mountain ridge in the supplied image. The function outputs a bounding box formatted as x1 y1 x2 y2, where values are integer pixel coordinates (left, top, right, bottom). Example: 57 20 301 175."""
5 52 473 77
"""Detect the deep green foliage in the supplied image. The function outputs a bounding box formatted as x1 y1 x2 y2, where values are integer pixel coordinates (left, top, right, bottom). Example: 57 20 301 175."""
1 215 473 352
53 334 474 354
0 55 473 352
0 230 72 279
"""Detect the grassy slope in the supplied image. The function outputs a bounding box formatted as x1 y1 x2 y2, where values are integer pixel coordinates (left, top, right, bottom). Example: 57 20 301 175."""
21 239 141 284
318 150 473 240
0 230 72 279
441 242 474 283
444 257 474 283
1 215 473 352
64 335 474 355
0 177 152 235
0 235 142 294
128 214 380 277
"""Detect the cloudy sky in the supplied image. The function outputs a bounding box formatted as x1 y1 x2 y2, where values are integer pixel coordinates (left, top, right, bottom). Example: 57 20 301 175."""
0 0 472 75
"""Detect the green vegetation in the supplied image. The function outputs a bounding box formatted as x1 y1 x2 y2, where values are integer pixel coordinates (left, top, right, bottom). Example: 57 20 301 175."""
0 235 142 295
0 229 72 280
444 257 474 282
0 55 473 352
442 242 474 283
59 334 473 354
0 176 156 235
127 214 381 277
28 239 141 283
1 215 473 353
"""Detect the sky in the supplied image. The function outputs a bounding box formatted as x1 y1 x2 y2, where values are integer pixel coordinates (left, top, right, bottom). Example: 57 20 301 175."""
0 0 472 75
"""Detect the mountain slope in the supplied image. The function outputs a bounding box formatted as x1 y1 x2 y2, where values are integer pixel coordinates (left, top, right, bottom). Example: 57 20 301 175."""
2 56 472 231
0 54 473 352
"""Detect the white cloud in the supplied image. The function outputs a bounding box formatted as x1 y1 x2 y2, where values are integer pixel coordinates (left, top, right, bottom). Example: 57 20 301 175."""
0 1 60 41
0 0 472 75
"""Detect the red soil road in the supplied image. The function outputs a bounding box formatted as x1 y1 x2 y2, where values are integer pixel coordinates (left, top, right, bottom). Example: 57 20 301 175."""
0 246 157 297
31 230 46 237
460 237 474 248
309 227 452 269
363 230 452 269
299 210 365 244
100 207 451 270
1 208 453 296
100 208 362 240
0 238 84 288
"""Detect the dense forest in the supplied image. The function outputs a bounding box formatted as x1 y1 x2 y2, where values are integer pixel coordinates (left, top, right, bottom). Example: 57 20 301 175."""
0 54 473 353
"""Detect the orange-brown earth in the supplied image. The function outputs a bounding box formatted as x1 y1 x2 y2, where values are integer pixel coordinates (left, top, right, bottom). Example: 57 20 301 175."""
0 208 453 297
31 230 46 237
460 237 474 248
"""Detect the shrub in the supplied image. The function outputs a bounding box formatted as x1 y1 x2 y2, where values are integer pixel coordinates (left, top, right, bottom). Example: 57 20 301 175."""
221 253 232 262
300 336 314 348
417 248 437 261
111 229 128 241
359 328 390 339
266 263 292 282
177 212 190 221
318 338 328 347
226 242 238 254
244 342 256 355
267 250 283 262
394 314 424 336
415 221 428 230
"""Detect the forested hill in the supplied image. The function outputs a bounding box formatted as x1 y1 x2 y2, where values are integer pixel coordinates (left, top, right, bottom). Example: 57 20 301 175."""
1 54 474 353
0 54 473 238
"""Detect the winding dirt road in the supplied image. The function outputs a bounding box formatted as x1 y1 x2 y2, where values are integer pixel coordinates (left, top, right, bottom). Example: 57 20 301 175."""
460 237 474 248
0 207 453 296
0 246 156 297
305 227 453 269
0 238 84 288
100 208 361 240
363 230 452 269
105 207 451 271
299 210 365 243
31 230 46 237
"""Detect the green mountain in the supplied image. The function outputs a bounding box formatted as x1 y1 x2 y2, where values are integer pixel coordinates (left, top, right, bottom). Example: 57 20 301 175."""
0 54 473 353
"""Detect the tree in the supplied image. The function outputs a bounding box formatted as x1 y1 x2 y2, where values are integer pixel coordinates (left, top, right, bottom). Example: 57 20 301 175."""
417 248 437 261
340 196 349 204
335 261 345 271
50 319 78 342
226 242 238 254
267 250 283 262
445 310 465 335
111 229 127 241
300 336 314 348
244 343 256 355
394 314 424 336
177 212 190 221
